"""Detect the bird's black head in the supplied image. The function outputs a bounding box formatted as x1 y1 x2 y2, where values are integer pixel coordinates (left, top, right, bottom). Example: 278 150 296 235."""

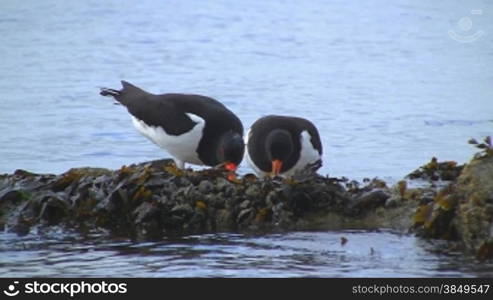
265 129 293 175
216 131 245 171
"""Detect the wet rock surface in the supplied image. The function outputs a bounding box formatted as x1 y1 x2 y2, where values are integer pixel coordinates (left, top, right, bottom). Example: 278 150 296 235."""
1 141 492 259
409 144 493 260
0 159 406 239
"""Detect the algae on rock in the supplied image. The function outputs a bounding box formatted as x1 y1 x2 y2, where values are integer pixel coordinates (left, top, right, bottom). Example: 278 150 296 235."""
1 137 493 259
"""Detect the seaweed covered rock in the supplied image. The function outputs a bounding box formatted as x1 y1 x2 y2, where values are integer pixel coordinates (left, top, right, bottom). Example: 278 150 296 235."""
1 137 492 260
407 157 464 182
0 159 412 240
411 139 493 259
455 154 493 260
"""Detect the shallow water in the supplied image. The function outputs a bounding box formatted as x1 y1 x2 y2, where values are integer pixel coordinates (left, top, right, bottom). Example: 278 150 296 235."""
0 0 492 277
1 230 492 278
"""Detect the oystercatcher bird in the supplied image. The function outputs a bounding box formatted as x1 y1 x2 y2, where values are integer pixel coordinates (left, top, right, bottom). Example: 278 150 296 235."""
245 115 323 177
100 81 244 171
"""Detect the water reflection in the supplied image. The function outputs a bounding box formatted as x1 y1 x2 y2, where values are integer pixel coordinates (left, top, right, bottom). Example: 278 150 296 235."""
1 230 491 277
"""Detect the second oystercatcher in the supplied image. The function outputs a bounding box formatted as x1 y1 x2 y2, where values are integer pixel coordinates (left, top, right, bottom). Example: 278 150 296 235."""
245 115 323 177
100 81 244 171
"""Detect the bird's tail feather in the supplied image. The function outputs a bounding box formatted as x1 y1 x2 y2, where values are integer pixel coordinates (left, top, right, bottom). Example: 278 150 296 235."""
99 87 121 97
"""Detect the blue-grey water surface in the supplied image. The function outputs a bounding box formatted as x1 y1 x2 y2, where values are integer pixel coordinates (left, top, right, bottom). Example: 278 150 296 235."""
0 0 492 277
2 229 493 278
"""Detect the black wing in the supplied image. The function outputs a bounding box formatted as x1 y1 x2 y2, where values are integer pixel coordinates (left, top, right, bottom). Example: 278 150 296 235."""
109 81 199 135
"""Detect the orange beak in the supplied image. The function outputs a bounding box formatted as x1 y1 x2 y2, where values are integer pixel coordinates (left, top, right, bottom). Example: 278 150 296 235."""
271 159 283 176
224 162 237 172
227 172 237 182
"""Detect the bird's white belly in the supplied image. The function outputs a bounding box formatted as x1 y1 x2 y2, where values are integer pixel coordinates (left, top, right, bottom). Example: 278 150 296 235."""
131 114 205 166
283 130 321 177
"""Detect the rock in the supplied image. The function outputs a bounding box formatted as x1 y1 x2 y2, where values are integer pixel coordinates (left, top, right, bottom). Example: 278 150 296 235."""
385 195 402 208
407 157 464 182
351 189 390 214
198 180 214 194
237 208 254 224
410 151 493 259
455 155 493 259
245 185 260 198
133 202 159 224
0 141 492 260
240 200 250 209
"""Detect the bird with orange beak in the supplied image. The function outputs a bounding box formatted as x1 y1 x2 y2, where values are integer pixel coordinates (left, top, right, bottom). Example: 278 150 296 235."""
100 81 244 172
245 115 322 178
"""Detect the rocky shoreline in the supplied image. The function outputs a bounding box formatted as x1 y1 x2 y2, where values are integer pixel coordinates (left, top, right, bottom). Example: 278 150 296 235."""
1 138 492 259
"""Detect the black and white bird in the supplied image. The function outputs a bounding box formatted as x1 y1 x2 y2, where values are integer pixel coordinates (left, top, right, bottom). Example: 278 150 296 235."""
245 115 323 177
100 81 244 171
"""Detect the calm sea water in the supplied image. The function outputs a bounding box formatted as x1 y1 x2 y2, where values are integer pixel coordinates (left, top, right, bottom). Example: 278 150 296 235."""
0 0 492 277
2 229 493 278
